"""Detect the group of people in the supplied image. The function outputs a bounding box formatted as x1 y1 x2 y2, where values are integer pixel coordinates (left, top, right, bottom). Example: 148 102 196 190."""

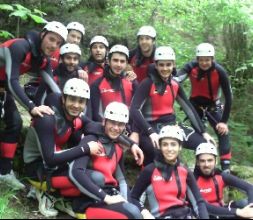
0 20 252 219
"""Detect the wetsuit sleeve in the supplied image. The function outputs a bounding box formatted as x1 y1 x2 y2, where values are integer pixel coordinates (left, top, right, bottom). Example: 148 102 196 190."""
5 40 36 111
131 164 155 210
132 79 139 95
33 115 91 167
222 172 253 203
81 115 103 135
130 79 155 136
90 78 103 122
205 203 237 218
68 153 107 201
175 61 196 83
187 170 209 219
216 64 233 123
115 154 129 201
176 85 206 133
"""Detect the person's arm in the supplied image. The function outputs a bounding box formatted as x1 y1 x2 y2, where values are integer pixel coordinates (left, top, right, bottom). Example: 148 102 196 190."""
90 78 103 122
34 115 91 167
130 79 155 136
216 64 233 123
222 172 253 203
131 164 155 210
176 85 206 134
68 154 107 201
5 40 36 111
187 170 209 219
174 61 196 83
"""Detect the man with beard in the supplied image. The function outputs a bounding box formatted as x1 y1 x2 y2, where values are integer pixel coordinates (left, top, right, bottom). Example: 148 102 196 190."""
194 143 253 218
129 26 156 82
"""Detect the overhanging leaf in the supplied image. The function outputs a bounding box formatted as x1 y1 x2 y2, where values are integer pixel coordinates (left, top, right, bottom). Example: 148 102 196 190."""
33 9 47 16
0 30 14 39
29 14 47 24
9 10 28 20
0 4 14 11
13 4 30 13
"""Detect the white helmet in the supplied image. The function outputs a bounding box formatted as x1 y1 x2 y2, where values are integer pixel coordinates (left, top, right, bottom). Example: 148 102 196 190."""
104 102 129 123
137 25 156 38
90 35 109 48
109 45 129 59
196 43 215 57
67 22 85 36
60 43 82 56
43 21 68 41
159 125 185 142
63 78 90 99
155 46 176 61
195 143 218 156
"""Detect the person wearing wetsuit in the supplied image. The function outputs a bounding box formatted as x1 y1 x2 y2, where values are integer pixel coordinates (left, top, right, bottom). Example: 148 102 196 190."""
69 102 143 219
131 125 209 219
66 22 85 46
130 46 214 166
0 21 67 189
194 142 253 219
176 43 233 171
90 44 138 123
129 26 156 83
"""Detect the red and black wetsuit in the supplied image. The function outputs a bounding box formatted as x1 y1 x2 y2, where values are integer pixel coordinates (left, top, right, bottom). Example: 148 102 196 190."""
130 64 206 165
131 158 209 219
194 167 253 218
0 31 60 175
177 61 233 169
68 132 142 219
90 65 138 122
80 59 105 86
23 93 101 197
129 47 155 83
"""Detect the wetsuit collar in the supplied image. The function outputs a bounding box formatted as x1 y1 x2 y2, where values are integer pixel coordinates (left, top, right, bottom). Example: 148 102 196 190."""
98 134 116 158
104 65 123 91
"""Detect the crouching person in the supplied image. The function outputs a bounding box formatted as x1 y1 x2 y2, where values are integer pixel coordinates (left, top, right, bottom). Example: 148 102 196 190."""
131 125 209 219
69 102 143 219
23 78 104 218
195 143 253 219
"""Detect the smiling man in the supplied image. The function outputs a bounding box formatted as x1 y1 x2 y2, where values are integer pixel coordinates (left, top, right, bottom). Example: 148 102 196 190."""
0 21 67 189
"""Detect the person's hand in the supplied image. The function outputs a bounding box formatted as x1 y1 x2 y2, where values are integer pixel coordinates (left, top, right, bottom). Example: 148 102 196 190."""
78 69 88 82
125 71 137 82
202 132 217 146
31 105 54 117
131 144 144 166
216 122 229 135
88 141 103 156
141 209 155 219
103 195 127 205
236 203 253 218
129 132 139 145
149 133 160 149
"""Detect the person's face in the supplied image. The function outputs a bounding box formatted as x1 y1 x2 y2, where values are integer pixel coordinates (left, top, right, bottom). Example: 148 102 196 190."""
91 43 107 63
41 32 63 56
197 154 216 176
109 53 127 76
62 53 80 72
62 95 86 118
160 138 181 165
67 30 82 45
155 60 175 80
103 119 126 140
197 57 213 71
138 35 155 55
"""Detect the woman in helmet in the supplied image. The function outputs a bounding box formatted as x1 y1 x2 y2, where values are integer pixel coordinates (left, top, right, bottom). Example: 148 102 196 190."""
81 35 109 85
131 46 214 166
90 44 138 123
66 22 85 45
129 25 156 82
194 142 253 219
0 21 67 190
176 43 232 172
131 125 209 219
69 102 143 219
